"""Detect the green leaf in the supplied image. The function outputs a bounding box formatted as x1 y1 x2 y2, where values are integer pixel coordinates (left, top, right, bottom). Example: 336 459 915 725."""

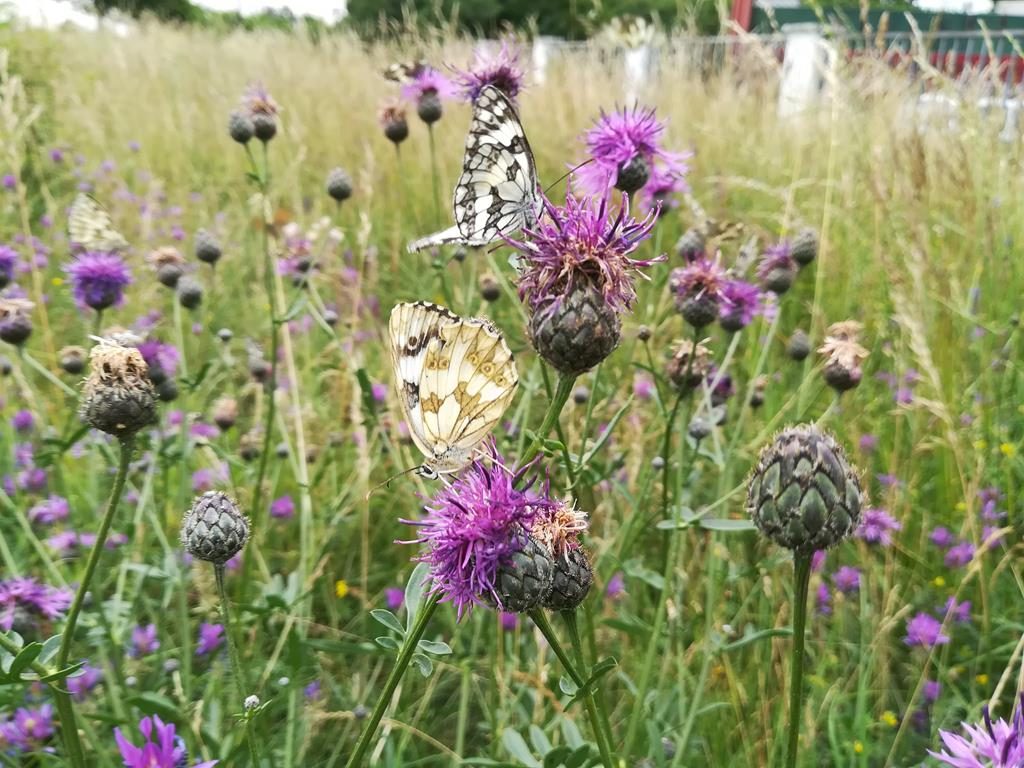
558 676 579 697
411 653 433 678
624 560 665 590
125 692 179 720
404 562 430 634
560 717 585 749
528 724 552 756
564 745 593 768
501 729 541 767
9 642 43 678
699 518 757 533
370 609 405 636
374 636 399 651
37 635 62 667
721 627 793 653
543 746 573 768
37 660 85 684
416 639 451 656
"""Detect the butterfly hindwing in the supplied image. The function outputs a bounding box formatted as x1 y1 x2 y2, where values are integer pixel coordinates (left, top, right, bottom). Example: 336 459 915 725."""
68 193 129 253
408 85 540 253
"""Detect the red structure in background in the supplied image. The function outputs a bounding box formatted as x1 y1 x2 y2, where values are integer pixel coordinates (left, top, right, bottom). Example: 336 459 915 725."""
730 0 755 31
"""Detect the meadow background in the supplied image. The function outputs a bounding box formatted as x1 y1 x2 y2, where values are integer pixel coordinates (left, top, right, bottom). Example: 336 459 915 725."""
0 17 1022 767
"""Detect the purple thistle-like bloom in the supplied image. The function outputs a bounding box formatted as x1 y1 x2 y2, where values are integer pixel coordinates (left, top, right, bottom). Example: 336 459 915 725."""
929 695 1024 767
115 715 217 768
811 550 827 572
401 66 457 103
924 680 942 704
905 612 950 647
401 446 556 618
509 190 662 320
930 526 955 548
129 623 160 657
946 541 976 568
242 81 278 117
816 582 832 615
605 571 625 599
137 339 179 379
68 663 103 700
0 577 73 630
65 252 132 311
757 242 798 286
11 409 33 432
945 597 972 623
270 495 295 520
0 704 55 751
669 258 725 302
0 244 16 286
2 174 15 190
28 495 70 525
195 623 224 656
500 611 518 631
856 507 902 546
385 588 404 612
832 566 861 594
454 41 525 102
636 159 691 215
859 434 879 453
719 279 762 330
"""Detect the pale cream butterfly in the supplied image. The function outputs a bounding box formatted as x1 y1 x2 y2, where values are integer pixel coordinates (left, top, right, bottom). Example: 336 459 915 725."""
407 84 541 253
388 301 518 479
68 193 129 253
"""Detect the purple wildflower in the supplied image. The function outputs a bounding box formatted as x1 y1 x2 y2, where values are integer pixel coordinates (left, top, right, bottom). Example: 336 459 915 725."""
816 582 832 615
0 704 55 751
68 664 103 700
757 242 798 293
923 680 942 704
509 190 662 320
905 612 950 647
242 81 278 117
500 611 518 631
65 252 132 311
858 434 879 453
633 374 655 401
668 258 725 322
944 597 972 623
983 525 1005 549
11 409 33 433
832 566 861 594
0 244 16 286
28 495 70 525
401 66 457 103
930 526 955 548
0 577 73 630
719 279 762 330
2 174 15 190
270 495 295 520
385 588 404 612
371 382 388 404
811 550 827 572
402 446 556 617
136 339 179 380
606 571 625 599
195 623 224 656
945 541 975 568
980 487 1005 520
129 624 160 657
856 508 902 546
115 715 217 768
929 695 1024 767
636 159 690 215
454 41 525 102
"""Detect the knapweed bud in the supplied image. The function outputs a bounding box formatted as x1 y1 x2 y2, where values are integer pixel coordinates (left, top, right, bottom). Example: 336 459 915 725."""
177 276 203 310
492 535 555 613
79 341 158 439
572 386 589 405
758 243 798 295
322 308 339 327
688 416 713 441
228 111 254 144
326 167 353 202
637 325 652 342
0 356 10 376
252 113 277 143
675 228 705 262
239 430 261 462
615 155 649 195
749 375 768 409
790 227 819 267
787 330 811 361
665 338 713 395
217 328 233 343
194 229 222 266
380 103 409 145
59 345 86 375
747 425 863 553
670 259 725 329
416 91 443 124
479 273 500 302
181 491 250 565
149 246 186 289
156 378 178 402
0 298 33 347
544 547 594 611
212 397 238 431
818 321 868 393
530 284 622 377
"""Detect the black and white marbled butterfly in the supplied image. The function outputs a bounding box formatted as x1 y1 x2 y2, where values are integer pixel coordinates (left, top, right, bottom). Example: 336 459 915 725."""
68 193 129 253
408 85 541 253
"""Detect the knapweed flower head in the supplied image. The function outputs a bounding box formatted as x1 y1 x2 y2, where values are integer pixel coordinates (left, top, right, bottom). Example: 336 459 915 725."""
510 190 662 319
819 322 869 393
401 445 557 617
0 297 34 346
454 40 525 102
757 241 798 294
65 251 132 311
669 257 726 329
79 340 158 439
402 65 457 103
379 99 409 145
241 81 278 117
0 244 16 287
578 104 690 199
905 612 950 647
0 704 55 752
637 160 690 215
115 714 217 768
195 622 224 656
0 576 73 631
856 507 902 546
929 695 1024 767
719 279 762 332
530 500 588 559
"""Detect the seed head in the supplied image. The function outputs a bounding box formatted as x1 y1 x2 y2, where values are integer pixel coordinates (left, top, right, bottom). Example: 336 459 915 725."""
787 329 811 361
181 491 250 565
59 345 87 375
818 322 868 392
325 167 353 202
790 227 819 267
176 276 203 310
0 298 33 347
212 397 238 431
79 341 158 439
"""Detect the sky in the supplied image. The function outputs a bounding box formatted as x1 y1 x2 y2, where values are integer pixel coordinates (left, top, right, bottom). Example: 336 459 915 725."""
2 0 348 26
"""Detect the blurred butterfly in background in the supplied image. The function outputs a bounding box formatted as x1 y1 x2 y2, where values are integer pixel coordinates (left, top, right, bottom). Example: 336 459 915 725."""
388 301 518 479
383 59 428 83
407 84 542 253
68 193 129 253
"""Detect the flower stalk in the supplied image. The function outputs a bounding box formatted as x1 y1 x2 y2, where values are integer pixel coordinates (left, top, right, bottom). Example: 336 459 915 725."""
215 564 262 767
786 552 813 768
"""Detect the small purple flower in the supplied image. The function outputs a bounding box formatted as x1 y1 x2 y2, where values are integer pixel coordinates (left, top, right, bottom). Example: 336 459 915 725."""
606 571 625 599
979 487 1004 520
500 611 518 631
930 526 955 548
371 382 388 404
858 434 879 453
11 409 33 433
816 582 832 615
923 680 941 704
719 279 762 330
0 244 17 286
905 612 950 647
832 566 861 594
636 160 690 215
982 525 1004 549
137 339 180 379
454 41 525 102
633 374 655 401
0 703 55 750
65 252 132 311
929 695 1024 767
242 81 278 117
0 576 73 630
401 66 457 103
115 714 217 768
856 508 902 547
270 495 295 520
757 242 798 293
944 597 972 624
2 174 16 190
195 623 224 656
129 623 160 657
401 445 556 617
811 550 827 572
669 258 725 319
509 190 663 321
28 495 70 525
385 588 404 612
68 664 103 700
304 680 321 700
50 148 64 163
877 473 902 488
945 541 975 568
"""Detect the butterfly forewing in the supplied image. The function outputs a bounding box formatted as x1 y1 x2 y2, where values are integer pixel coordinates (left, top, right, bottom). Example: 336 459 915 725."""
388 302 518 476
68 193 129 253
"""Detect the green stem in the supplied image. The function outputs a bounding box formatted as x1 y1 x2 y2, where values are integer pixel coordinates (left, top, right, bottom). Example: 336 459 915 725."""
786 553 813 768
428 123 441 226
563 611 617 765
519 373 576 470
343 594 440 768
53 436 134 767
215 565 262 767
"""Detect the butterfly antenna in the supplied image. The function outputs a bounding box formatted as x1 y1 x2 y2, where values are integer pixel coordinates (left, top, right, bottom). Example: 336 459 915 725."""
543 158 594 197
365 466 422 500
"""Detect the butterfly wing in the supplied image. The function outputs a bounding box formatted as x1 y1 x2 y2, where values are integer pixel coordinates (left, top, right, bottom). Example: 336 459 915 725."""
407 85 540 253
388 302 461 460
68 193 129 252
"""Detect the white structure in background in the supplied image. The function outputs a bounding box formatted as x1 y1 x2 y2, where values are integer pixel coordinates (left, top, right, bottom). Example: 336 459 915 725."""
623 46 651 101
1 0 131 34
777 24 836 117
532 36 557 85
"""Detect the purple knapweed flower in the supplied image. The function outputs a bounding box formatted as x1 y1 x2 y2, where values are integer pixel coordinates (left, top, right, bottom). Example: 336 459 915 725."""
115 715 217 768
0 244 16 287
944 597 972 624
636 160 690 215
811 550 827 572
0 576 73 630
858 434 879 453
401 66 457 104
401 445 556 617
832 566 861 595
2 174 15 190
195 623 224 656
136 339 179 380
242 81 278 117
905 612 950 647
385 588 404 612
929 694 1024 767
270 495 295 520
757 242 798 293
500 612 518 631
606 571 625 599
11 409 33 433
129 623 160 657
0 704 55 751
945 541 975 568
454 41 525 102
633 374 655 401
65 252 132 311
930 526 955 548
719 279 762 331
668 257 725 322
509 190 662 320
856 508 902 546
923 680 942 704
371 382 388 404
68 664 103 700
816 582 832 615
28 495 70 525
